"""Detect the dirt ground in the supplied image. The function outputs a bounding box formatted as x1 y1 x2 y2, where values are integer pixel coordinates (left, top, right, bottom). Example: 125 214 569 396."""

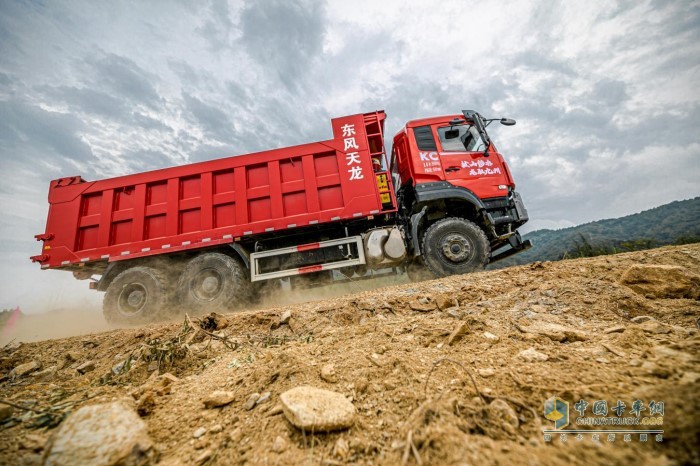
1 244 699 465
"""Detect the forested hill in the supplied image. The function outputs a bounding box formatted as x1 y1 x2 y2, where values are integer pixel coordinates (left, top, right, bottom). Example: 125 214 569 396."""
490 197 700 268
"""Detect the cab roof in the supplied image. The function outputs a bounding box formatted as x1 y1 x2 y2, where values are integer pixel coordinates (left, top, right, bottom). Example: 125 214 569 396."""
404 114 464 128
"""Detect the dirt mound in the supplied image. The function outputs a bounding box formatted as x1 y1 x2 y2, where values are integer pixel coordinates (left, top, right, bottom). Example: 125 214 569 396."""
1 244 699 465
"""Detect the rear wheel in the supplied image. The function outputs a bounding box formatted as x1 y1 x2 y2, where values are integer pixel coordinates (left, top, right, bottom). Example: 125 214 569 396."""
421 217 489 277
177 253 251 314
103 266 170 325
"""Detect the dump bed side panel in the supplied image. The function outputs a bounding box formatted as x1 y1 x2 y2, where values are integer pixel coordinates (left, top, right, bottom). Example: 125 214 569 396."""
34 111 395 269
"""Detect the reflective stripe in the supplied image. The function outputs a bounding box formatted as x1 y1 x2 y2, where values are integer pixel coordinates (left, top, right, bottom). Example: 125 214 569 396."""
141 247 150 252
121 251 130 256
202 238 211 242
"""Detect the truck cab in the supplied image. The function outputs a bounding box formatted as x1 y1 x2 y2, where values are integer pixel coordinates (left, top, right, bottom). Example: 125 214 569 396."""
392 110 530 277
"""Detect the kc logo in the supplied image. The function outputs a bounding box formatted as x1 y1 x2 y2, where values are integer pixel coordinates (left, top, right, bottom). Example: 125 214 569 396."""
419 151 438 161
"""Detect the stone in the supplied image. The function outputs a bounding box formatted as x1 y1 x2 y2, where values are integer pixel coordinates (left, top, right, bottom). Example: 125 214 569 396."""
483 332 500 342
203 390 235 409
193 427 207 438
279 386 356 432
604 325 626 334
61 352 82 369
0 404 13 421
11 361 41 378
630 316 654 324
333 438 350 459
136 391 156 417
518 322 588 342
320 364 338 383
244 393 260 411
679 371 700 384
478 368 496 378
517 348 549 362
409 298 437 312
256 392 271 406
638 320 672 334
20 434 45 452
279 310 292 325
436 295 457 311
209 424 223 434
271 435 287 453
195 449 213 465
447 322 470 346
620 264 700 299
488 399 519 431
43 401 154 465
76 361 95 374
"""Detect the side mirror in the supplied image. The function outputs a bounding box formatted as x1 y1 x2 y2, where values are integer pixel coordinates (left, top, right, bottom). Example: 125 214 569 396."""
500 118 516 126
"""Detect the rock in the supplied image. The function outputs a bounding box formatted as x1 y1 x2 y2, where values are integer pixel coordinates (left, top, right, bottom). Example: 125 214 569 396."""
615 327 652 350
488 399 519 430
0 403 13 421
193 438 210 450
76 361 95 374
279 310 292 325
518 322 588 342
256 392 271 406
596 357 609 364
446 309 463 319
638 320 672 334
20 434 45 452
483 332 500 342
200 312 229 331
193 427 207 438
517 348 549 362
279 386 356 432
43 401 153 465
271 435 287 453
136 391 156 417
333 438 350 459
11 361 41 378
620 264 700 299
320 364 338 383
210 424 223 434
436 295 457 311
604 325 626 334
641 361 672 379
447 322 470 345
409 298 437 312
61 352 82 369
678 371 700 384
244 393 260 411
203 390 235 409
195 449 213 465
478 368 496 378
630 315 654 324
267 405 283 416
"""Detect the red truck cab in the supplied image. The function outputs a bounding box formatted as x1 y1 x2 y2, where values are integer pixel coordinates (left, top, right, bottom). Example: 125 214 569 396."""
392 110 529 276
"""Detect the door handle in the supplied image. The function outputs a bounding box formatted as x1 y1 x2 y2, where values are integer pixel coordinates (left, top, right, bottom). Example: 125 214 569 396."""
445 166 460 172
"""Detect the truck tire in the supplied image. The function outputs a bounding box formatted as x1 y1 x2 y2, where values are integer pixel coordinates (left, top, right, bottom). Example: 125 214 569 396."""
177 252 251 314
103 266 170 325
421 217 489 277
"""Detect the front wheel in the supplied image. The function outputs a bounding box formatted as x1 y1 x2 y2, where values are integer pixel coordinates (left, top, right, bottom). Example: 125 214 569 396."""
421 217 489 277
103 266 170 325
176 252 251 314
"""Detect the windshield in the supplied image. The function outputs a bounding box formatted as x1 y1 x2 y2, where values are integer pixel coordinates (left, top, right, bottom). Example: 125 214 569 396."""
437 125 485 152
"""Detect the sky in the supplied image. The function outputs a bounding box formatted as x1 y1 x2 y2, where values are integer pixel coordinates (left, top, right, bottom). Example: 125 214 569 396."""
0 0 699 313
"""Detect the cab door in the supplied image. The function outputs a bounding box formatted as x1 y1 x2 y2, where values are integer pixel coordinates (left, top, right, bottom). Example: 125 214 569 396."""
435 124 512 199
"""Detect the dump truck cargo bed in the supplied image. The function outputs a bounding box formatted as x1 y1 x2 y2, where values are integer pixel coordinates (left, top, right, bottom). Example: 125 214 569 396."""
32 111 395 270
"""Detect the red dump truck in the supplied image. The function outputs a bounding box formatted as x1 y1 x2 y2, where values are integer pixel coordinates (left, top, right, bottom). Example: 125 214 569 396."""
31 110 530 324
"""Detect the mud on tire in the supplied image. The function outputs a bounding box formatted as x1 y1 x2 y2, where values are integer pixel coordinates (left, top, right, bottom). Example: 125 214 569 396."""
176 252 251 314
421 217 489 277
103 266 170 325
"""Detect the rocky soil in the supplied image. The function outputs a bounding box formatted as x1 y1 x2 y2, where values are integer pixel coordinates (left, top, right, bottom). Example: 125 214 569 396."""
1 244 699 465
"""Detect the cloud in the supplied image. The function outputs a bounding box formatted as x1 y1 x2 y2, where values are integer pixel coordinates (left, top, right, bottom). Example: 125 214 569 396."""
239 0 326 88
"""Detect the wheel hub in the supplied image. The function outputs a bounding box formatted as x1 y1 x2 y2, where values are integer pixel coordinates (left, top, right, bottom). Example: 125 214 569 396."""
118 284 148 316
441 234 471 262
194 269 223 301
